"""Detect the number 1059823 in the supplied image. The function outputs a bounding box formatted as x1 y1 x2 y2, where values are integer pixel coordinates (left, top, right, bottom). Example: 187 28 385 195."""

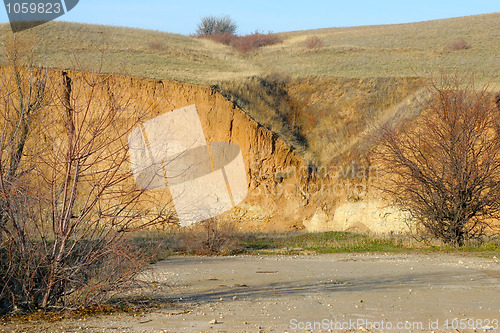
6 2 63 15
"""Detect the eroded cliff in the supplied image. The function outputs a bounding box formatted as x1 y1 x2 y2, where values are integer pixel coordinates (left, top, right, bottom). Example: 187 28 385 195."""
1 67 429 232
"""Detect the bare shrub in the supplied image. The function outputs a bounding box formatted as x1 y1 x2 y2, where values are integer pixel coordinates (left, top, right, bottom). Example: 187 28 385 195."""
207 32 236 46
231 32 282 54
446 38 471 51
373 74 500 246
199 29 282 54
181 219 240 255
196 16 237 37
0 37 164 314
304 36 324 50
148 41 165 50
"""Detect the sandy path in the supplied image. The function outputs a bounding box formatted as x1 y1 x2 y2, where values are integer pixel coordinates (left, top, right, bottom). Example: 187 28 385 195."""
3 253 499 332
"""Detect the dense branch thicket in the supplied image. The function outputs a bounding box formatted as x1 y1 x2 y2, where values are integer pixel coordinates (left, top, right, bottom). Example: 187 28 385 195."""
196 16 237 36
0 38 166 314
374 75 500 246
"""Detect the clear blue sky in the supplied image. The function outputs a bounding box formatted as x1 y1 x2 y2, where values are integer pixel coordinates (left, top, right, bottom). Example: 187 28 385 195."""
1 0 499 35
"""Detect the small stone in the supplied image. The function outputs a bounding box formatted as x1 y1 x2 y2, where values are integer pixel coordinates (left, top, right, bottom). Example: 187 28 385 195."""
219 297 224 301
233 296 238 300
209 319 218 324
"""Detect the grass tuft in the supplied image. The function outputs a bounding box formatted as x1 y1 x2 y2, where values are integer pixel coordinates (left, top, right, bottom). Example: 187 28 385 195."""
445 37 471 51
304 36 324 50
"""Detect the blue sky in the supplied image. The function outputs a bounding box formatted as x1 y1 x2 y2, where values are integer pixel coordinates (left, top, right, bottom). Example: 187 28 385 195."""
1 0 499 35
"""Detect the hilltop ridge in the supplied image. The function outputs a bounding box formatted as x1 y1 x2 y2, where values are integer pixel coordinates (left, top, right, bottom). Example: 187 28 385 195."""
0 12 498 85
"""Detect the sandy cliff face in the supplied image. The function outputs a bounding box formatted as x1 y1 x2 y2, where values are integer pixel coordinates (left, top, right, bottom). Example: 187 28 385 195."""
104 74 419 233
116 76 312 231
45 69 315 231
3 67 414 233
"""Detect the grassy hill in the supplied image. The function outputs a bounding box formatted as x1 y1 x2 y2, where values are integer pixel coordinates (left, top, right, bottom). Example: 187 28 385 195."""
269 13 500 85
0 14 498 166
0 13 498 85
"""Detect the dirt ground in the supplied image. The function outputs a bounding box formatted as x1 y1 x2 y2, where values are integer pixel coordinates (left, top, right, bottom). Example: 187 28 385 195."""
2 253 499 333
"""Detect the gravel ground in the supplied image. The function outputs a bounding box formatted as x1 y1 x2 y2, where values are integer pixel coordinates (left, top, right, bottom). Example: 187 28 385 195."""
3 253 499 333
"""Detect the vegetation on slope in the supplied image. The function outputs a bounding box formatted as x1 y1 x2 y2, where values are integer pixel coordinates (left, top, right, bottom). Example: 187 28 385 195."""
1 14 495 165
215 75 426 165
0 13 498 85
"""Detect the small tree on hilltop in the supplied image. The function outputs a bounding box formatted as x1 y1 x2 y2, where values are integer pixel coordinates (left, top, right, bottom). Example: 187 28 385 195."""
373 75 500 246
196 15 237 36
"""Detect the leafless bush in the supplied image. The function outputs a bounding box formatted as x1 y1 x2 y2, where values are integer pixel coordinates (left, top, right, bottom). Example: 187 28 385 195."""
196 16 237 37
304 36 324 50
206 32 235 46
445 38 471 51
147 41 165 50
200 30 282 54
373 74 500 246
181 219 240 255
231 32 282 54
0 37 163 314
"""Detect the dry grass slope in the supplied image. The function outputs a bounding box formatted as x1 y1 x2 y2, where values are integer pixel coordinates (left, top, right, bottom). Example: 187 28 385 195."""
0 14 497 165
0 22 261 84
216 76 426 165
269 13 500 86
0 13 498 85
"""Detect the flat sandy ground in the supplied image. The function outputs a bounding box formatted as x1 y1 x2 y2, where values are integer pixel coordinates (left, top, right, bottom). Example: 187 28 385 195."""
3 253 499 333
